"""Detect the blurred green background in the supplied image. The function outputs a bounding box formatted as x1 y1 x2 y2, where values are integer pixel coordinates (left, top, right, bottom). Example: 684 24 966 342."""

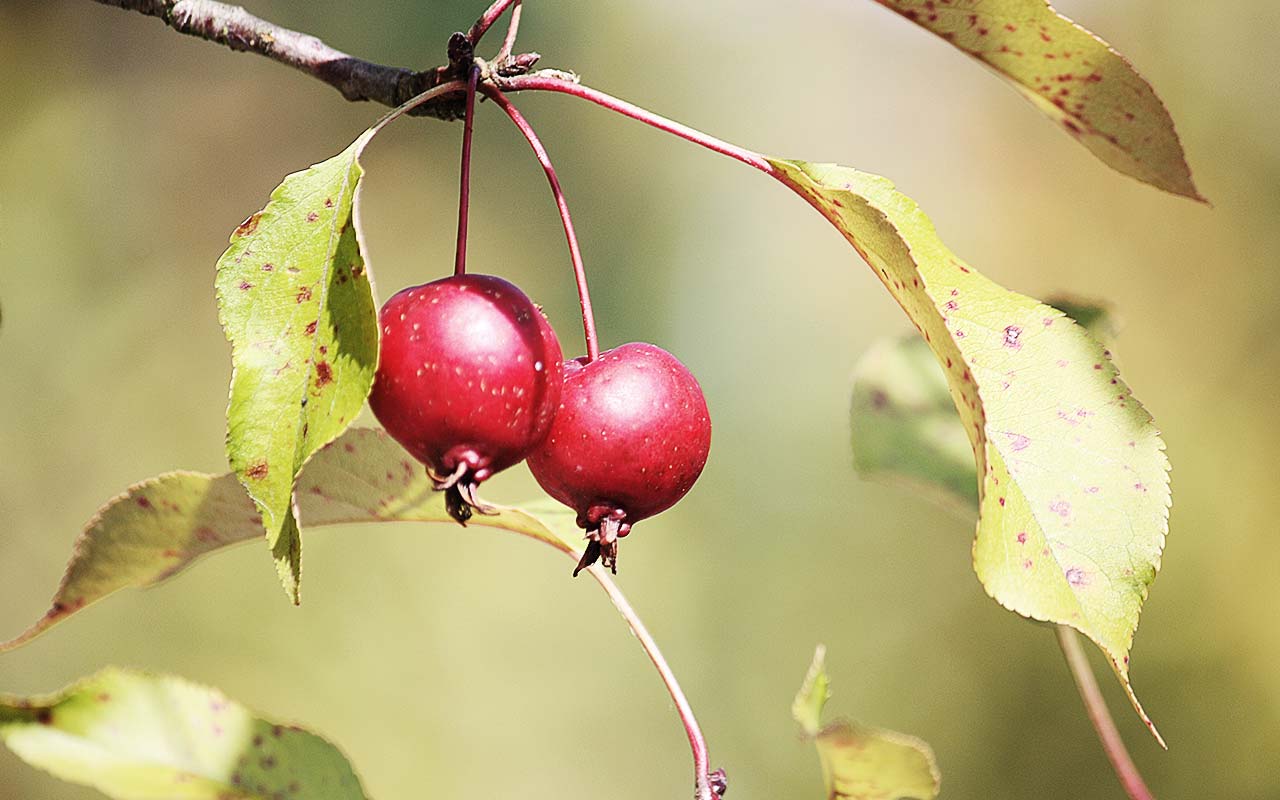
1 1 1277 797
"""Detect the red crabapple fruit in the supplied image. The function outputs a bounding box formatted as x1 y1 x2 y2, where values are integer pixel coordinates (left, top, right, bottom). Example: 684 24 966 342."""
527 342 711 575
369 274 563 523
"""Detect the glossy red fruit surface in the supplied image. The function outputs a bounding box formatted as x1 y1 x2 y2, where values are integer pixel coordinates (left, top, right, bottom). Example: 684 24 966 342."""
527 342 711 574
369 274 562 522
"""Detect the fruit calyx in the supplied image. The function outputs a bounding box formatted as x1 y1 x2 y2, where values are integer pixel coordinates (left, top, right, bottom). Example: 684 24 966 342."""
574 505 631 576
430 452 497 524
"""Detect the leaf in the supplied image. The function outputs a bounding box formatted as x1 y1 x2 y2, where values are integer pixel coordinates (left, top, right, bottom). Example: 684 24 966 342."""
850 297 1113 510
292 430 571 550
793 646 940 800
0 428 580 653
215 131 380 604
870 0 1203 201
1045 295 1116 340
0 472 262 653
0 668 366 800
851 334 977 510
770 158 1169 744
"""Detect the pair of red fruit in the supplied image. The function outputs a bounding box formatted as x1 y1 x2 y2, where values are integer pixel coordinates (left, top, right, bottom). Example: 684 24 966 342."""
369 273 711 576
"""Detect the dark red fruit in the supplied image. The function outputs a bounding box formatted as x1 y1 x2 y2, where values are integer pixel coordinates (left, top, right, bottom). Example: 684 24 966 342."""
369 274 563 523
527 342 711 575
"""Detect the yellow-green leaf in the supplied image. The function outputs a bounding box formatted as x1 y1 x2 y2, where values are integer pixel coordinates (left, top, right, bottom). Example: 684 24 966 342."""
293 430 577 555
0 668 366 800
871 0 1203 200
793 646 940 800
0 429 578 653
770 158 1169 744
215 131 380 604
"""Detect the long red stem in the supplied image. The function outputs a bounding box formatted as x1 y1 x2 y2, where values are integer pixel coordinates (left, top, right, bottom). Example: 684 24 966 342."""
483 85 600 362
1056 626 1157 800
500 75 774 174
453 66 481 277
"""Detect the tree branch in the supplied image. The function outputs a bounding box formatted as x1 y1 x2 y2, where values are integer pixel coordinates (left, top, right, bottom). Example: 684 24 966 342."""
92 0 466 119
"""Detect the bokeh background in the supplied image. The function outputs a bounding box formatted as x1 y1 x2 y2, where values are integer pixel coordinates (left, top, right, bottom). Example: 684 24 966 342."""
1 1 1277 797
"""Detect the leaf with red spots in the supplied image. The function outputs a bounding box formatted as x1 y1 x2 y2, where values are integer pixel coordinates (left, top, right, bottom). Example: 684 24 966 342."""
0 429 581 652
0 668 367 799
850 298 1112 509
793 646 940 800
772 159 1169 743
870 0 1203 200
216 131 380 604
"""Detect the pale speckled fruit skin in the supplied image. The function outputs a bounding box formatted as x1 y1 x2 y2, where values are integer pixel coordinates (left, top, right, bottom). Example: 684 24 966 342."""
369 274 563 481
527 342 711 528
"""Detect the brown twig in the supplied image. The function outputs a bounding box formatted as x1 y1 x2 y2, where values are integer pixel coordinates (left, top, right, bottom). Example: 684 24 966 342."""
91 0 466 118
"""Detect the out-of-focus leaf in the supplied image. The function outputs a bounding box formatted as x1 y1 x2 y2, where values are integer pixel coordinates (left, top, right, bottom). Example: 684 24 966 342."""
851 334 977 510
0 668 366 800
1046 295 1116 340
0 429 579 653
793 646 940 800
771 158 1168 744
870 0 1203 200
850 298 1113 510
215 131 379 604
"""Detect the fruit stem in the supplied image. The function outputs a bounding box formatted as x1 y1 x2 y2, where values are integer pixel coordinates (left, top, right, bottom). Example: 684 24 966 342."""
468 0 520 47
496 0 523 64
1056 625 1158 800
453 65 482 278
500 74 774 174
584 564 717 800
483 85 600 362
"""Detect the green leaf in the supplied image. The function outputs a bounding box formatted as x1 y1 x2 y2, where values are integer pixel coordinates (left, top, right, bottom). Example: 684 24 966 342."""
215 131 380 604
770 158 1169 744
0 429 580 653
1045 295 1116 340
850 298 1113 510
793 646 940 800
851 334 977 511
0 668 366 800
870 0 1203 201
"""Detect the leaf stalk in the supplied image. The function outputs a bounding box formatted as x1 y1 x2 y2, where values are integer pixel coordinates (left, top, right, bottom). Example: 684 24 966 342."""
1056 626 1157 800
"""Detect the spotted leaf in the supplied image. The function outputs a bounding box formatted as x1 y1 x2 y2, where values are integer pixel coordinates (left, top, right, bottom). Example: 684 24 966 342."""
771 158 1169 743
793 646 940 800
0 668 366 800
0 429 579 652
215 131 380 604
870 0 1203 200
